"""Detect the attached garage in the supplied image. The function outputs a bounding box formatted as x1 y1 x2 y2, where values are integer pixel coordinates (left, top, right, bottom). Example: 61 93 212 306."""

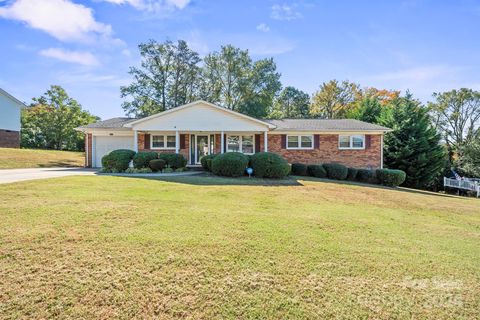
93 135 134 167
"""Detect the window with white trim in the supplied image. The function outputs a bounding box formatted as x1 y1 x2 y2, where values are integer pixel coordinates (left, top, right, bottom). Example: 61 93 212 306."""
287 135 313 149
338 135 365 149
227 135 255 154
151 135 176 149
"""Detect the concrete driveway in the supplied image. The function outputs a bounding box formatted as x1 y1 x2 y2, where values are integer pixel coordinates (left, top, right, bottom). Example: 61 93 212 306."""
0 167 97 184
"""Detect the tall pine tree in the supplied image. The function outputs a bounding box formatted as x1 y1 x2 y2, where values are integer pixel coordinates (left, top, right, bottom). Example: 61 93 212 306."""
380 93 445 189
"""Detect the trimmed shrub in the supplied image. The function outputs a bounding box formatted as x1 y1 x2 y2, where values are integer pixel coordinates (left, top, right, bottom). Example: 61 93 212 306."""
149 159 166 172
125 167 153 174
205 159 213 171
211 152 249 177
200 154 217 170
323 163 348 180
250 152 290 178
163 167 174 173
347 167 358 181
159 153 187 169
101 149 135 172
133 151 157 169
357 169 378 184
291 163 308 176
307 164 327 178
376 169 406 187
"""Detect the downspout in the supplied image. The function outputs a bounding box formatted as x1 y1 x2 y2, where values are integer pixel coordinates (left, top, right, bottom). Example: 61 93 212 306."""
380 134 384 169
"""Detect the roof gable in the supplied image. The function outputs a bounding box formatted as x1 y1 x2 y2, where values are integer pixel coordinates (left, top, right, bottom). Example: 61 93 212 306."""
0 88 27 108
125 101 275 131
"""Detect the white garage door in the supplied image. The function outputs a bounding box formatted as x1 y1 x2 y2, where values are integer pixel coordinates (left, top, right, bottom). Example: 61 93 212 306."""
94 136 134 167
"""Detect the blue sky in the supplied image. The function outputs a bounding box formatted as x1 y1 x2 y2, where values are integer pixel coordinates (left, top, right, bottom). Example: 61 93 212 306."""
1 0 479 119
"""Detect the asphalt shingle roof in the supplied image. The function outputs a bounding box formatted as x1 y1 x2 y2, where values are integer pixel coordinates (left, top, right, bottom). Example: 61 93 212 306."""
79 116 390 132
78 117 136 129
266 119 390 131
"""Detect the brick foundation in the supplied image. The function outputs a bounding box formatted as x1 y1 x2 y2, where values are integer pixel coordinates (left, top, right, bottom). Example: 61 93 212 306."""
0 129 20 148
267 134 382 168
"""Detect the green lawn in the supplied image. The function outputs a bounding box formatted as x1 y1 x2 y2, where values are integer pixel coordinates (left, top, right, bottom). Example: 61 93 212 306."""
0 175 479 319
0 148 84 169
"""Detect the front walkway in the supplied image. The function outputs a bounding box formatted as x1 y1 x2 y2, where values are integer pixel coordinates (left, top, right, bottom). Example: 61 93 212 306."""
0 167 96 184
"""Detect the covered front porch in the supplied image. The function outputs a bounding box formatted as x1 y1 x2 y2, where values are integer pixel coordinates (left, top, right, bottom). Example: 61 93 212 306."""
135 131 269 166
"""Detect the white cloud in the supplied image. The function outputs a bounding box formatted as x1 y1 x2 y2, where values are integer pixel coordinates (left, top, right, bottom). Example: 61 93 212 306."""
256 23 270 32
270 4 302 21
0 0 112 42
39 48 100 66
101 0 190 11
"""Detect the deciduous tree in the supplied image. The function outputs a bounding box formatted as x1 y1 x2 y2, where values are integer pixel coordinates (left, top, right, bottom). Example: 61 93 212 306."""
310 80 361 118
428 88 480 155
270 86 310 119
21 85 98 151
121 40 201 117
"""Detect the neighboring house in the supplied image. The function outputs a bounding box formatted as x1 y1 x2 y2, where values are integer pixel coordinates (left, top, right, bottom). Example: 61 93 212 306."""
76 100 391 168
0 88 26 148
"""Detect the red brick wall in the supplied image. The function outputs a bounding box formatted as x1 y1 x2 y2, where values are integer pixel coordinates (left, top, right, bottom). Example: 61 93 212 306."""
0 129 20 148
138 133 189 159
267 134 382 168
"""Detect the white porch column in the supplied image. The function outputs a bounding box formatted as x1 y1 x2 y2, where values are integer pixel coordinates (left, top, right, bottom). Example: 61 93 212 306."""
221 130 224 154
133 130 138 152
264 131 268 152
175 130 180 154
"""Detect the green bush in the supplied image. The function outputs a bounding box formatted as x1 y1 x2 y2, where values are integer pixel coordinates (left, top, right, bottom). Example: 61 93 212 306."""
323 163 348 180
250 152 290 178
357 169 378 184
200 154 217 170
149 159 166 172
125 167 153 174
376 169 406 187
101 149 135 172
159 153 187 169
307 164 327 178
133 151 157 169
205 159 213 171
163 167 174 173
291 163 308 176
211 152 249 177
347 167 358 181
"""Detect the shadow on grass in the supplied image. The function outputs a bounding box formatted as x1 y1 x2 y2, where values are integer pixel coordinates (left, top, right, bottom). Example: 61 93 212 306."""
118 172 304 186
38 160 82 168
294 175 470 200
104 172 473 199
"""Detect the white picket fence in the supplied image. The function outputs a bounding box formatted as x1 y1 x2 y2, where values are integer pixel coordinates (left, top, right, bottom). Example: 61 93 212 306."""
444 177 480 197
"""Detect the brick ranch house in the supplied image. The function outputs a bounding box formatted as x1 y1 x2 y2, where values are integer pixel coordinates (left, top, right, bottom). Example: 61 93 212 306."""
76 100 391 168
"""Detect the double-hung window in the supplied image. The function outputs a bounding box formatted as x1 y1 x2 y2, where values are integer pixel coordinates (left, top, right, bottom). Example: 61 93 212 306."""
151 135 176 149
227 135 255 154
338 135 365 149
287 135 313 149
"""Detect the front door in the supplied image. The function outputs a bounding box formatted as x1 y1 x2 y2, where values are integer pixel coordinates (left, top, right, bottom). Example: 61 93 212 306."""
195 135 209 164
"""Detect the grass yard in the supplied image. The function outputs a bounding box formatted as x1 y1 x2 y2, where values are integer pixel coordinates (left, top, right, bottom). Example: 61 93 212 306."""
0 175 479 319
0 148 84 169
